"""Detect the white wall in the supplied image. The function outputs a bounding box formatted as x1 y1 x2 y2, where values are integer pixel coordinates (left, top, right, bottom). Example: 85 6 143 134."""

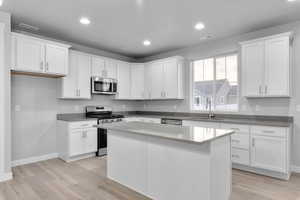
11 75 141 161
0 11 11 181
137 21 300 167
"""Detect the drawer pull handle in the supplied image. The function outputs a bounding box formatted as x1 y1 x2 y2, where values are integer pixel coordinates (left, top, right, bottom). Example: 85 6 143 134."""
232 139 240 143
81 124 89 127
252 138 255 147
262 130 275 133
232 155 240 158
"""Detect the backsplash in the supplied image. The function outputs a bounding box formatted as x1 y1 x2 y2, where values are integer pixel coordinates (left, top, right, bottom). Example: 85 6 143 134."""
11 74 142 161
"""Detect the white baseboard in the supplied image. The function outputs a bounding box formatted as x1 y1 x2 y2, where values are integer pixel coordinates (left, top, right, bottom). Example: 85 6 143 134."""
291 165 300 173
0 172 13 182
11 153 58 167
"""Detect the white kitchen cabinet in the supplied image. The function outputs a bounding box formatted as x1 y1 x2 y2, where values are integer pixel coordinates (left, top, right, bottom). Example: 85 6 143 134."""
251 135 287 173
91 56 117 79
45 44 69 75
91 56 105 77
241 41 265 97
57 120 98 162
58 50 91 99
145 62 164 99
116 61 131 99
250 125 288 174
265 36 290 96
11 32 70 76
145 56 184 100
241 32 292 97
130 64 145 99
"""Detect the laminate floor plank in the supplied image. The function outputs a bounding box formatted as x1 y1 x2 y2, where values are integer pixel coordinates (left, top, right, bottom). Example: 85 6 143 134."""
0 157 299 200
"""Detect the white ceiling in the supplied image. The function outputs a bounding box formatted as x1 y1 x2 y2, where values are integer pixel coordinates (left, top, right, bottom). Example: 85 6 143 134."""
2 0 300 58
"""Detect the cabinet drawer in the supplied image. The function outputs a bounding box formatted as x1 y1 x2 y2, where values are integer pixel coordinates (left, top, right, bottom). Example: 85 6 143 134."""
220 123 250 134
69 121 97 129
231 133 250 150
251 125 287 138
232 148 250 165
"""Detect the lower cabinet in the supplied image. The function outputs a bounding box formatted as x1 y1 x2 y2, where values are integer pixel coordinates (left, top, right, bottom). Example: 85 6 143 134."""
57 120 98 162
250 126 288 174
186 121 291 180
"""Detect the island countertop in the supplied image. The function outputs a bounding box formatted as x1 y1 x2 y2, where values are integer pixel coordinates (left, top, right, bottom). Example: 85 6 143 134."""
95 121 234 144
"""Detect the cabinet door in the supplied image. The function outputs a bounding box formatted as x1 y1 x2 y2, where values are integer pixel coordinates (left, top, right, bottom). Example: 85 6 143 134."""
14 36 44 72
77 53 91 99
105 59 118 79
131 64 145 99
91 56 105 77
45 44 68 75
265 37 290 96
241 41 265 97
116 62 131 99
147 62 164 99
84 128 98 153
69 130 85 157
163 60 178 99
60 51 78 98
251 135 287 173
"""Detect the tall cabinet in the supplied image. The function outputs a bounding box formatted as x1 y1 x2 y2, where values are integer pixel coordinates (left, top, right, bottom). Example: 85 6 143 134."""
58 50 91 99
241 32 292 97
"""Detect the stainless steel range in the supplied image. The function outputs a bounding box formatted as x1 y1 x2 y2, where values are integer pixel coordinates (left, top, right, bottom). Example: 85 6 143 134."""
85 106 124 156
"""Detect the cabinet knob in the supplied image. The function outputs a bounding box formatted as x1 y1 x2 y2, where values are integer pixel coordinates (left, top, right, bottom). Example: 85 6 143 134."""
45 62 49 71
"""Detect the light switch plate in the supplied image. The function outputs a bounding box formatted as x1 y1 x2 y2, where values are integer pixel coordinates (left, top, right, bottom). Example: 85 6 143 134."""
296 105 300 112
15 105 21 112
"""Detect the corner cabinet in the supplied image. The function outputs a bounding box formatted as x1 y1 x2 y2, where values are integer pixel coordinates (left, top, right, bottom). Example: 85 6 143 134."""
241 32 292 98
11 32 71 77
58 50 91 99
145 56 184 100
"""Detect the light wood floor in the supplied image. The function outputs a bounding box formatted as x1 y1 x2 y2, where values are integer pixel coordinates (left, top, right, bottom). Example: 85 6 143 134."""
0 157 300 200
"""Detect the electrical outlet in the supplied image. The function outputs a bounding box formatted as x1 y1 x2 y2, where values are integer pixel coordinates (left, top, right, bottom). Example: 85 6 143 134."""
74 106 79 112
296 105 300 112
15 105 21 112
255 105 261 111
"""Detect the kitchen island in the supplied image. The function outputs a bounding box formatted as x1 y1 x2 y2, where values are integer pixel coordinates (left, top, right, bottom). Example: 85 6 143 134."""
96 122 234 200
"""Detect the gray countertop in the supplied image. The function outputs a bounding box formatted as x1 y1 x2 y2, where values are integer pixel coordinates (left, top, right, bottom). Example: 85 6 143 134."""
95 121 234 144
57 112 293 127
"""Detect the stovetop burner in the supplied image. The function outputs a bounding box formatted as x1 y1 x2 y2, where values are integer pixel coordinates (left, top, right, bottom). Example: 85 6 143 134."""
85 106 124 120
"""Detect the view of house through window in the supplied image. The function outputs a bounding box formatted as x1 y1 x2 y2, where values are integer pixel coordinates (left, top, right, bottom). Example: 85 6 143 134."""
192 54 238 112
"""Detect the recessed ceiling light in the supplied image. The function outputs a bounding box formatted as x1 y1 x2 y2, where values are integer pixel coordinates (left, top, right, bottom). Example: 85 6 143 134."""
194 22 205 30
143 40 151 46
80 17 91 25
0 0 3 6
287 0 297 2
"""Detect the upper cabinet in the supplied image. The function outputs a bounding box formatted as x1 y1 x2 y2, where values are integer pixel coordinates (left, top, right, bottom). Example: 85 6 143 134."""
58 50 91 99
116 61 131 99
11 32 71 77
131 64 145 100
91 56 117 79
241 32 292 98
145 57 184 100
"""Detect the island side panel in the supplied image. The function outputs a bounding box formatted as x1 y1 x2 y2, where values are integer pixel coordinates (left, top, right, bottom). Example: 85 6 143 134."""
210 136 232 200
107 130 149 195
147 137 211 200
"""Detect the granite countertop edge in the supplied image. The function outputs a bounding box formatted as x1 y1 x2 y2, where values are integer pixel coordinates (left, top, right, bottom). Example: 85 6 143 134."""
56 112 293 127
96 122 235 145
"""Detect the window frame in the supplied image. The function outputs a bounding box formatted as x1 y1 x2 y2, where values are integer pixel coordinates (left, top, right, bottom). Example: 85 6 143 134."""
189 52 240 113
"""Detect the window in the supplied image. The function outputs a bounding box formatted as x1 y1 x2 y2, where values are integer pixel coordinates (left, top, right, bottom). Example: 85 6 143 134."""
191 54 238 112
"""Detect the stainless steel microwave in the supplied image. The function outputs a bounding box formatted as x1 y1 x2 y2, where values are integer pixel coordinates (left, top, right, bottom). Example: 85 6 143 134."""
91 76 117 95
